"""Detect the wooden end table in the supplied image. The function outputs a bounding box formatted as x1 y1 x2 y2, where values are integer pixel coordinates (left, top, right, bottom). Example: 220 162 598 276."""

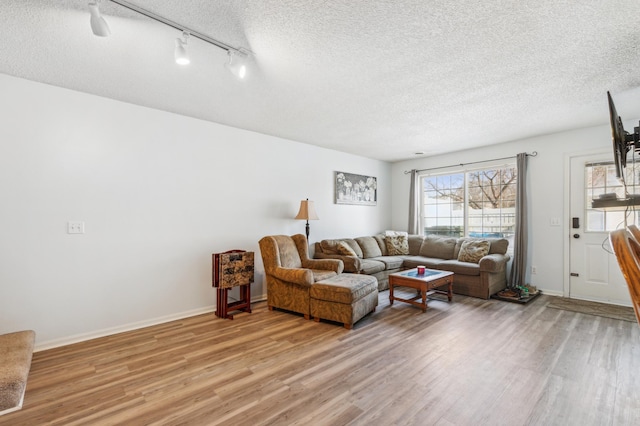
389 268 454 312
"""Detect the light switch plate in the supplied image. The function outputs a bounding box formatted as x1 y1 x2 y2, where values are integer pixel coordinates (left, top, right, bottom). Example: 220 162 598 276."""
67 221 85 234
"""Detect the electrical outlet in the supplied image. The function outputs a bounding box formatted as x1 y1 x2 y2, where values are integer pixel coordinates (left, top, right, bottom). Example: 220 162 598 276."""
531 266 537 275
67 221 85 234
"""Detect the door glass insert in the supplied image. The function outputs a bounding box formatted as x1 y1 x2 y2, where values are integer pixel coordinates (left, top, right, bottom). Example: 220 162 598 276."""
585 161 640 231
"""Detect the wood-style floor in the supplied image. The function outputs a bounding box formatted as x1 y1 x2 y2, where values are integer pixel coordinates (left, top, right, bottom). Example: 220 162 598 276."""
2 292 639 426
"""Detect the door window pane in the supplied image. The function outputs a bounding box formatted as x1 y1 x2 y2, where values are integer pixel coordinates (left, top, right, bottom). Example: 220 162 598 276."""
584 162 640 232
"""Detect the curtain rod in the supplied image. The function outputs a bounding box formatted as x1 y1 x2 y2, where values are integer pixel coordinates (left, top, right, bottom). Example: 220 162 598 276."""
403 151 538 174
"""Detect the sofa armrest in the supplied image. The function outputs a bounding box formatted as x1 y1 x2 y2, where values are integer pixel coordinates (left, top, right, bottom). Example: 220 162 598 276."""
479 254 511 273
315 253 361 273
270 267 314 287
301 258 344 274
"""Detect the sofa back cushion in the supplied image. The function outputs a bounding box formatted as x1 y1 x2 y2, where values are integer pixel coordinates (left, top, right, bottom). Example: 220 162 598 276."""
407 235 424 255
419 235 457 259
374 235 388 256
355 236 382 258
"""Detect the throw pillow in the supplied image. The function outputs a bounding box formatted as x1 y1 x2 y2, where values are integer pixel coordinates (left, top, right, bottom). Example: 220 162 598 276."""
385 230 409 237
457 240 490 263
385 234 409 255
336 241 357 256
320 239 341 254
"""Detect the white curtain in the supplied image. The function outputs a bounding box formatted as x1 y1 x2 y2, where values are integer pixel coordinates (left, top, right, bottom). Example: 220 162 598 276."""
408 170 419 234
509 153 528 287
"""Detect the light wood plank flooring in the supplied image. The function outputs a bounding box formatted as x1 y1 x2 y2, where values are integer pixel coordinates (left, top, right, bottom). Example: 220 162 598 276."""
2 292 639 426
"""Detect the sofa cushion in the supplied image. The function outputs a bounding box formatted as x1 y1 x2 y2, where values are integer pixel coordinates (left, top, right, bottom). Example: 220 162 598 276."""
438 259 481 276
356 236 383 258
385 234 409 255
457 240 490 263
311 269 338 282
374 235 388 256
359 259 386 274
419 235 457 259
342 239 364 258
453 239 463 259
370 256 405 270
273 235 303 268
311 274 378 304
336 241 358 256
487 238 509 255
407 235 424 255
402 256 448 269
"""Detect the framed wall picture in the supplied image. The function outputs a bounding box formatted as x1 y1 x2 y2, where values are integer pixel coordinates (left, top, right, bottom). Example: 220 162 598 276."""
335 171 377 206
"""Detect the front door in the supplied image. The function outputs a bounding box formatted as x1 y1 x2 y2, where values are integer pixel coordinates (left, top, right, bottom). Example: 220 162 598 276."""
568 153 632 305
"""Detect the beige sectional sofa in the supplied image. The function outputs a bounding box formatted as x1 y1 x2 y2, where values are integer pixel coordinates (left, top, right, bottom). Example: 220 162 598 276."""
313 234 511 299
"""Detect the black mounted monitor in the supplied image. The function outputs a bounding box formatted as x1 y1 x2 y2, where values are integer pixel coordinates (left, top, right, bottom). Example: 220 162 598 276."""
608 91 629 181
607 91 637 183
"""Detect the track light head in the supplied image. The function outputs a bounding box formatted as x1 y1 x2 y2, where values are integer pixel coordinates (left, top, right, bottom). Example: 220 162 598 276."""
89 1 111 37
226 50 247 79
174 32 190 65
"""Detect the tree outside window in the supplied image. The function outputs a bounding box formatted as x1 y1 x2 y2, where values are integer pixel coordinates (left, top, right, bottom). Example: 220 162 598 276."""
421 166 517 249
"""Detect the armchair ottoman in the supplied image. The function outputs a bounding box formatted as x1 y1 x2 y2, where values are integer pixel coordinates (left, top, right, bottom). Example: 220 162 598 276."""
311 274 378 329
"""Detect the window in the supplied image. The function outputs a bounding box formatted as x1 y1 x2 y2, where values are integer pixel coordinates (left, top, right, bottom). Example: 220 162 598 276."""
420 165 516 249
585 161 640 232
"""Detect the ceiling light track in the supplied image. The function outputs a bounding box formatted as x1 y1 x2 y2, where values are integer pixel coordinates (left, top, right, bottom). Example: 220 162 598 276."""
108 0 246 56
90 0 251 78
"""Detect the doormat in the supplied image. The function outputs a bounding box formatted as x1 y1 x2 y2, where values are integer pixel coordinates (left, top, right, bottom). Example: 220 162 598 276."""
491 289 542 304
547 297 637 323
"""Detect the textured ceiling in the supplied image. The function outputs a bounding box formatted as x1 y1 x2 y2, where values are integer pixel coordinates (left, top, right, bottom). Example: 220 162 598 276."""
2 0 640 162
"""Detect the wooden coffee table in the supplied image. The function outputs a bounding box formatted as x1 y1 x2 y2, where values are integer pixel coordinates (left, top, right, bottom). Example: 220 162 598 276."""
389 268 454 312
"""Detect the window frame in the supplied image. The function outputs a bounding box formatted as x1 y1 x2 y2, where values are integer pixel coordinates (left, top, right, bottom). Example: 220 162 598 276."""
418 161 517 247
584 160 640 232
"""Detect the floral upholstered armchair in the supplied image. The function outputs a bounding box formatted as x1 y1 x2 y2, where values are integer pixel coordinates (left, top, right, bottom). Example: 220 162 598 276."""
258 234 344 319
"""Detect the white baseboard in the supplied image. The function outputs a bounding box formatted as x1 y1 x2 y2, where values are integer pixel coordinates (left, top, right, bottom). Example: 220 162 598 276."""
538 288 563 297
34 306 215 352
35 294 268 352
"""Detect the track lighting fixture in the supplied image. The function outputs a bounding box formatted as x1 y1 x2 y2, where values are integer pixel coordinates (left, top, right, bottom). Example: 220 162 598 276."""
226 51 247 79
89 0 111 37
174 32 190 65
87 0 251 77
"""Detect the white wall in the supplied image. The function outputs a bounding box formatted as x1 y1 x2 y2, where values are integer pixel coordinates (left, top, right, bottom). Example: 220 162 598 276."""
391 125 621 296
0 74 391 349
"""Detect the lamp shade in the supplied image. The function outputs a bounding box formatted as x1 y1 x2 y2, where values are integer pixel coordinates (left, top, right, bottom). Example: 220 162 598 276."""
295 199 319 221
